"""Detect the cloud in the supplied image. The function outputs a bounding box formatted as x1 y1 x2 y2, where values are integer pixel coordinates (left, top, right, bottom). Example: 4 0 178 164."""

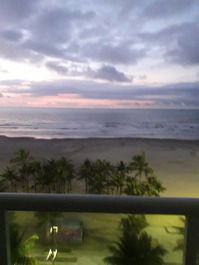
144 0 197 19
46 61 131 83
30 9 72 45
92 65 131 82
138 23 189 45
2 78 199 108
0 38 41 62
79 26 108 40
0 0 197 70
0 0 199 102
0 67 8 74
1 29 24 42
166 23 199 65
139 74 147 80
29 7 95 45
0 0 39 24
137 21 199 66
46 61 68 75
0 79 23 86
82 43 146 65
0 3 96 63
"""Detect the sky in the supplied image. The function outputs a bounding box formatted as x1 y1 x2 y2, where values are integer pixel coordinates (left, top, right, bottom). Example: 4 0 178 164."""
0 0 199 109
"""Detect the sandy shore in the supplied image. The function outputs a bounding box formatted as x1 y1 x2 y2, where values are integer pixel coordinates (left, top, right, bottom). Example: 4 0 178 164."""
0 135 199 197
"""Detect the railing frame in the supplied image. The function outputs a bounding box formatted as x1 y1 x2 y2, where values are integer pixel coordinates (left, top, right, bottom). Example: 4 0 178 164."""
1 193 199 265
0 211 11 265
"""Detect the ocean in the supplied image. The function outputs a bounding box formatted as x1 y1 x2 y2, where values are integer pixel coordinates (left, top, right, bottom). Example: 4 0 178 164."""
0 107 199 140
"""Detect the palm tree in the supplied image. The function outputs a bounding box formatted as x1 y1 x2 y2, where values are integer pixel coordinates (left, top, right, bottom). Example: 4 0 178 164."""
0 167 18 192
103 160 115 194
173 217 185 251
79 159 93 193
87 160 110 194
10 220 38 265
114 161 128 194
56 157 74 193
29 160 42 193
140 176 166 196
129 153 149 183
125 153 165 196
104 215 166 265
35 159 58 193
10 149 34 192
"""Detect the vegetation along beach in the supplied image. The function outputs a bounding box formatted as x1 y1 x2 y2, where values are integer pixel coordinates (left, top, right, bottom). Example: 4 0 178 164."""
0 135 199 197
0 134 192 265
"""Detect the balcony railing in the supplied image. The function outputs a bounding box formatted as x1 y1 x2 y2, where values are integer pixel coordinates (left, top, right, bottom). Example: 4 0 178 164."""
1 193 199 265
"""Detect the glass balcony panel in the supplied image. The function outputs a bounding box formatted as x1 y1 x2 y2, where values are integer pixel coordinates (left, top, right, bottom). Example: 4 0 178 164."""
8 211 185 265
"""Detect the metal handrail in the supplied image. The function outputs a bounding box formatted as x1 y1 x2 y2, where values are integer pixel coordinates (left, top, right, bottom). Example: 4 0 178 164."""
0 192 199 215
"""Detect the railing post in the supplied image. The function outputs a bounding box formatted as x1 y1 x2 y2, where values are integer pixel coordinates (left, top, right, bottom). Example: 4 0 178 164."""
184 215 199 265
0 211 11 265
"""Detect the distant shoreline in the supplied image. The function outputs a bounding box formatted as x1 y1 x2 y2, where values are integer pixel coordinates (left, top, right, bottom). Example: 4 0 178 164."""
1 134 199 142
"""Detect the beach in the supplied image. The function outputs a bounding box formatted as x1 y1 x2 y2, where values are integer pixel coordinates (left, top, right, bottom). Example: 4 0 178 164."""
0 136 199 197
0 135 192 264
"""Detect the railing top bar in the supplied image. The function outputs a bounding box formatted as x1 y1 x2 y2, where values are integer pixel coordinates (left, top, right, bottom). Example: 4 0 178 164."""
0 193 199 215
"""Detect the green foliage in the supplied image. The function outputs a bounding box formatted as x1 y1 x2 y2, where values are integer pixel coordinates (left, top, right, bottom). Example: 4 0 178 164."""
79 159 116 194
8 149 35 192
79 159 93 193
0 167 16 191
79 153 165 196
9 214 39 265
125 153 166 196
113 161 128 194
56 157 74 193
1 149 166 196
105 215 166 265
173 217 185 251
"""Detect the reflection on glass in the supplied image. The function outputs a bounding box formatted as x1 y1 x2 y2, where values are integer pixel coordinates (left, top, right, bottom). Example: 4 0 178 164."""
8 212 185 265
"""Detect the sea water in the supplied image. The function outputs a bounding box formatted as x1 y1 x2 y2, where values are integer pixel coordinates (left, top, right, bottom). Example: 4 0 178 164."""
0 107 199 140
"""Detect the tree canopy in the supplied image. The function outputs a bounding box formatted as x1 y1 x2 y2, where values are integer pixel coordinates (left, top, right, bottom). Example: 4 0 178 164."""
104 215 166 265
0 149 166 196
